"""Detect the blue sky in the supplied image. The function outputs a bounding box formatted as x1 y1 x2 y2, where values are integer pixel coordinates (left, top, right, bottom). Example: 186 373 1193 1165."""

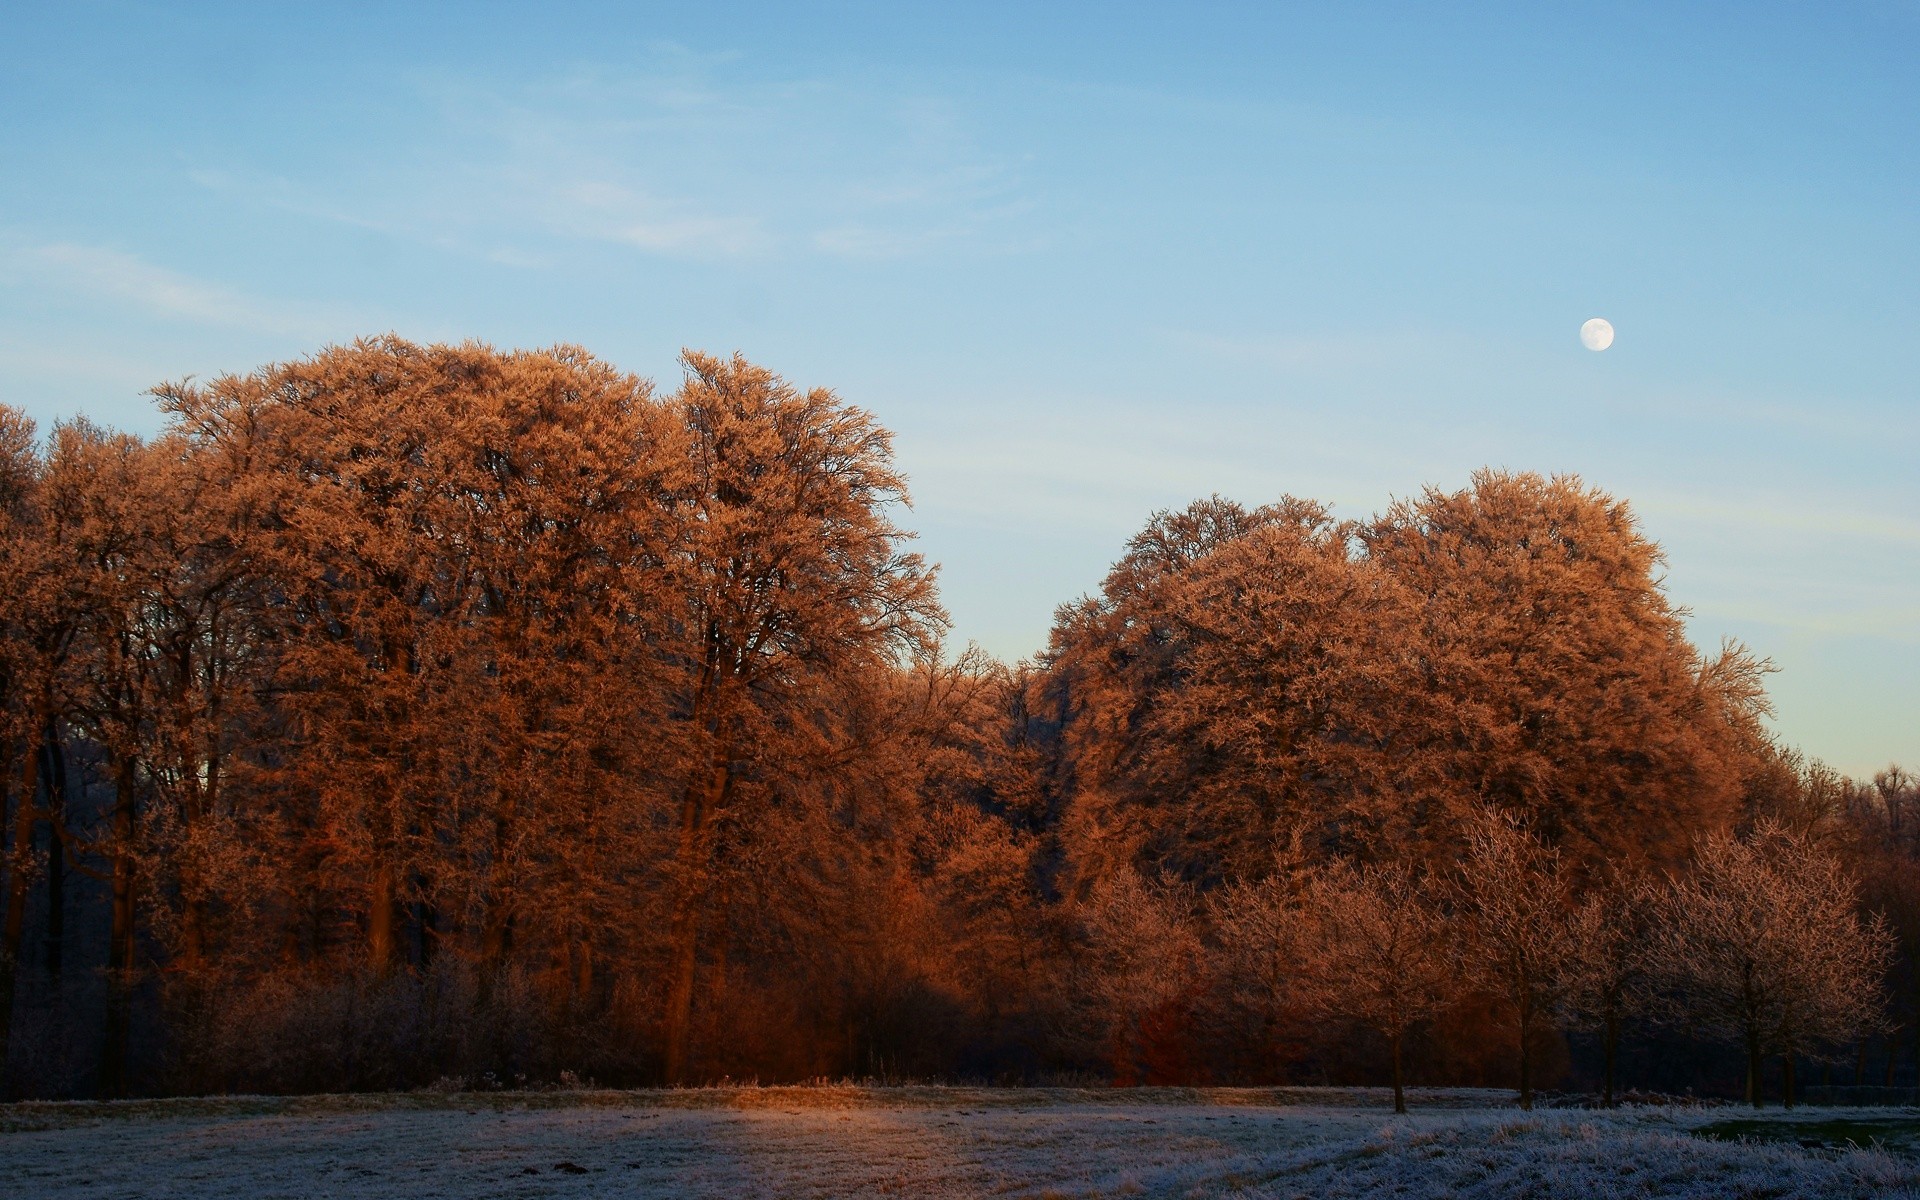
2 2 1915 774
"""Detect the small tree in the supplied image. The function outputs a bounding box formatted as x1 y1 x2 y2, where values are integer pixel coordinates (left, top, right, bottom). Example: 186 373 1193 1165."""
1207 851 1312 1081
1455 807 1571 1110
1556 876 1652 1107
1300 859 1455 1113
1074 871 1202 1084
1648 823 1893 1108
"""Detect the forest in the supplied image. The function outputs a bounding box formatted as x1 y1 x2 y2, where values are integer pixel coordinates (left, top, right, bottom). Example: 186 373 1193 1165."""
0 337 1913 1108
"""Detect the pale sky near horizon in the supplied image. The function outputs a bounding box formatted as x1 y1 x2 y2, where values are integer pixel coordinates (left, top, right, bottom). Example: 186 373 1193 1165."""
2 3 1914 775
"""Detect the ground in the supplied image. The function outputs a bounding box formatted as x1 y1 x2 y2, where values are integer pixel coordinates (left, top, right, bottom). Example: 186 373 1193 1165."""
3 1086 1918 1198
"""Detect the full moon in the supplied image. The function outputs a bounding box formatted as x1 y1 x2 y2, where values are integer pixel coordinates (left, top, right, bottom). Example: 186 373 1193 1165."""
1580 317 1615 351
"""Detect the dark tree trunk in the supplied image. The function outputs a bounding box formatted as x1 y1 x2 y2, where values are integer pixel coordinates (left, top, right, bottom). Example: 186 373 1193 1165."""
411 895 438 970
662 759 726 1085
0 739 43 1086
1391 1027 1407 1114
367 863 398 974
1602 1010 1619 1108
480 805 516 978
573 936 593 1006
39 720 67 978
369 630 413 977
479 733 521 981
1746 1032 1764 1109
100 756 137 1098
706 877 732 1053
1783 1054 1797 1110
1517 997 1534 1110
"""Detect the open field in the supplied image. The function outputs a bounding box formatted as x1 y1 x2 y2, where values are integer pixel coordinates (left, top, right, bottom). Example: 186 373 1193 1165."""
3 1087 1918 1199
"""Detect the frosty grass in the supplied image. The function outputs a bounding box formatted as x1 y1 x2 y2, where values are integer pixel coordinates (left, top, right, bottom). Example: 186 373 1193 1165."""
3 1085 1917 1198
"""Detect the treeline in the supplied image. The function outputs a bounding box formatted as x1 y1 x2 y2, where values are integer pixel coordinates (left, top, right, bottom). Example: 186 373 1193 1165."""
0 338 1913 1105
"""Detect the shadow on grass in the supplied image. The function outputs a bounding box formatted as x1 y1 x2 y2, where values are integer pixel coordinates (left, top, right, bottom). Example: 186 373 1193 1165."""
1692 1116 1920 1154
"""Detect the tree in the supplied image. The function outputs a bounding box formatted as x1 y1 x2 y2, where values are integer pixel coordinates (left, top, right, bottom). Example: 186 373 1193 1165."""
1647 823 1893 1108
1043 497 1417 888
1141 514 1420 873
654 351 943 1083
1361 471 1760 872
42 423 213 1090
1072 870 1202 1085
159 338 681 987
1852 766 1920 1087
1042 497 1282 889
1555 873 1652 1107
1455 807 1571 1110
1205 840 1314 1082
0 404 50 1083
1299 859 1456 1112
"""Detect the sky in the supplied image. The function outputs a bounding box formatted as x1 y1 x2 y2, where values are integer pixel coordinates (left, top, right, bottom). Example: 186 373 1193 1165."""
1 2 1914 775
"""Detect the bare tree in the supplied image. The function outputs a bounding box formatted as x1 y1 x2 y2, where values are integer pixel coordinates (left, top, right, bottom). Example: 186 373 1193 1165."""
1073 870 1201 1085
1300 860 1456 1113
1454 807 1571 1110
1556 875 1652 1107
1206 842 1314 1081
1648 823 1893 1108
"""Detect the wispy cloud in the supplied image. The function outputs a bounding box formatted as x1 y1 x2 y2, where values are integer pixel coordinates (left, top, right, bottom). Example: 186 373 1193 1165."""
1636 488 1920 551
3 240 361 339
1161 327 1461 373
533 180 767 258
186 168 394 235
186 52 1036 266
1690 600 1920 644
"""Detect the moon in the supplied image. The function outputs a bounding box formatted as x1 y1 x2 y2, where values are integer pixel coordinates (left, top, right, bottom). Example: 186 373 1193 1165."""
1580 317 1615 351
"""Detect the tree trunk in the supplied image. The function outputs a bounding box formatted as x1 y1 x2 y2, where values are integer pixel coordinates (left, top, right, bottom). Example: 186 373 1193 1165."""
662 758 727 1085
480 753 520 978
1391 1027 1407 1114
411 894 438 970
368 863 397 973
0 740 43 1085
39 721 67 978
707 874 733 1055
573 937 593 1007
100 756 136 1098
480 858 513 976
1602 1011 1619 1109
1783 1054 1796 1110
661 896 699 1084
370 629 412 977
1517 997 1534 1110
1745 1032 1763 1109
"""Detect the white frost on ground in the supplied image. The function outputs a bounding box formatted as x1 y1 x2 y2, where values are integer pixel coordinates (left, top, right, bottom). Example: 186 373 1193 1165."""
2 1087 1917 1199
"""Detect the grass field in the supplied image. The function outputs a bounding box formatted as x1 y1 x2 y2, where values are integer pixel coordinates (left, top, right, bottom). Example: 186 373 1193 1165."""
3 1086 1917 1198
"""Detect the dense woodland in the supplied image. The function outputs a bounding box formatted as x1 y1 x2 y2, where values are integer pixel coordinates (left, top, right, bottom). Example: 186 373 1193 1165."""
0 338 1913 1107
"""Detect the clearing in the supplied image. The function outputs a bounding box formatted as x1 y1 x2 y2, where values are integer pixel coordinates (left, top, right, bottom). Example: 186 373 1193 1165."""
3 1086 1918 1198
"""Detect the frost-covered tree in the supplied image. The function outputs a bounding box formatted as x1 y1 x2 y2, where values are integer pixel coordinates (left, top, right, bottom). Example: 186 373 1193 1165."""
1073 870 1202 1084
1206 840 1315 1080
1300 860 1456 1113
1454 807 1570 1110
1555 875 1653 1107
1361 471 1766 873
0 404 51 1085
1648 823 1893 1108
653 351 944 1082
